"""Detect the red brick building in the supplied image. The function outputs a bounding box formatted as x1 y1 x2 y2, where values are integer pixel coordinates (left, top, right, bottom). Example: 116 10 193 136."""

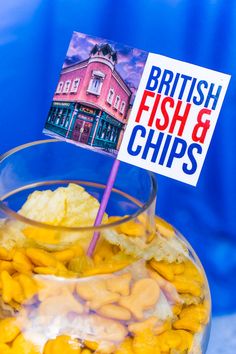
45 43 132 152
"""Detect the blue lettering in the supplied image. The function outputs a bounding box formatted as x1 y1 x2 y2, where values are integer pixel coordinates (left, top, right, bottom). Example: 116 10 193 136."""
146 66 162 91
166 137 187 167
193 80 208 106
204 83 222 110
159 134 172 165
170 73 180 97
178 75 192 100
157 69 174 96
182 143 202 175
141 130 164 162
187 77 197 102
127 125 146 156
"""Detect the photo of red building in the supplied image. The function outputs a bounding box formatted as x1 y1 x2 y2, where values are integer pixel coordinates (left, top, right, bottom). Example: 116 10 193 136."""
44 32 148 155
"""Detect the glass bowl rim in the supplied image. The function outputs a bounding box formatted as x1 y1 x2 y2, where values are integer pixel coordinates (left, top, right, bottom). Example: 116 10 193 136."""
0 139 157 232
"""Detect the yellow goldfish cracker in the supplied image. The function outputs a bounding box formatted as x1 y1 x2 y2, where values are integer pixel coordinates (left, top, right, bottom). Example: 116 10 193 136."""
39 290 84 318
8 247 18 259
87 315 127 342
133 329 160 354
1 271 24 304
17 274 38 300
172 303 183 316
93 239 115 263
23 227 62 245
154 320 172 335
81 350 92 354
179 304 209 325
0 343 11 353
55 260 69 271
155 217 175 239
179 293 203 306
173 317 202 332
172 276 202 297
0 247 11 261
70 244 84 257
83 253 135 276
172 262 185 275
0 261 15 274
12 334 41 354
157 330 182 352
43 335 81 354
149 260 174 281
119 278 160 320
76 279 120 310
96 341 116 354
12 250 33 273
33 266 58 275
108 216 145 238
26 248 58 267
106 273 131 296
7 300 21 311
84 340 99 351
97 304 131 321
128 317 159 334
37 279 62 301
0 317 20 343
115 338 134 354
52 249 75 263
176 330 193 351
183 260 205 284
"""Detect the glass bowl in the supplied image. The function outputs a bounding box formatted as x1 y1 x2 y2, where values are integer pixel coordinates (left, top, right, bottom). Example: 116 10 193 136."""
0 140 211 353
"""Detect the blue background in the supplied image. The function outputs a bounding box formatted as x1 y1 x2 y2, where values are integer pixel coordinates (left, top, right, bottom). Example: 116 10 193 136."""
0 0 236 319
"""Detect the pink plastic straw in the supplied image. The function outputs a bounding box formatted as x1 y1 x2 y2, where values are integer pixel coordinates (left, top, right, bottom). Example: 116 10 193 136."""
87 158 120 256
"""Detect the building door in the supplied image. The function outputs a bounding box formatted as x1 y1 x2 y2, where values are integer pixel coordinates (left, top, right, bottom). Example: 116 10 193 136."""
72 120 92 144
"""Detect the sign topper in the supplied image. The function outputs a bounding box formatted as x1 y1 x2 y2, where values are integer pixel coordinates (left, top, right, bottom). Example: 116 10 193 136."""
44 31 230 186
118 53 231 185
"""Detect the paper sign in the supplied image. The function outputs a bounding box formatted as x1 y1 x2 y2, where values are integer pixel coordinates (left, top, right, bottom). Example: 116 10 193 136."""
43 31 148 157
44 31 230 186
118 53 231 185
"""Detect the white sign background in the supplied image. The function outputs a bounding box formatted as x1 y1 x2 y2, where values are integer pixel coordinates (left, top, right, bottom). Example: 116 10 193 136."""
118 53 231 186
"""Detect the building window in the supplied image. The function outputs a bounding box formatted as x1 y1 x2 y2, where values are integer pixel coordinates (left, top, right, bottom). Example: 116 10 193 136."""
56 81 64 94
71 78 80 93
114 95 120 110
120 101 126 114
63 80 71 93
87 70 105 96
107 88 114 104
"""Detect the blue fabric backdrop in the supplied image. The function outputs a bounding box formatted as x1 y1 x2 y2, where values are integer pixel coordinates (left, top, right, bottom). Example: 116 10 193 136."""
0 0 236 315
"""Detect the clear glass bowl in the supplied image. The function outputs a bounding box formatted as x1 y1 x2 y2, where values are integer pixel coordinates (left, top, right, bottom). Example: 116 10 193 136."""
0 140 211 353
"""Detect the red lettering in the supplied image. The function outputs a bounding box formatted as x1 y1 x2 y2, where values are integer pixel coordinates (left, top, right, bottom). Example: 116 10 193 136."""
135 90 155 123
156 96 175 131
149 93 161 127
192 109 211 143
169 101 191 136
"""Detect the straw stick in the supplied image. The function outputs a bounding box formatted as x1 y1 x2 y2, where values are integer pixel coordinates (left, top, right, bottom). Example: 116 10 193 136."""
87 158 120 256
